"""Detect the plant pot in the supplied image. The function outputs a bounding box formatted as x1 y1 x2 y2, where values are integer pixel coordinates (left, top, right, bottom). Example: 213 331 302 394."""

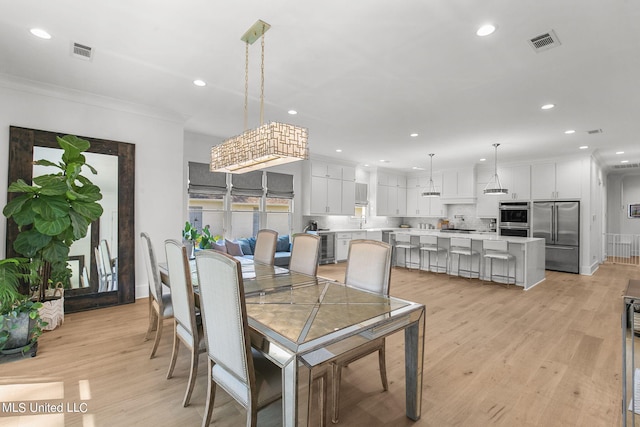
1 312 38 356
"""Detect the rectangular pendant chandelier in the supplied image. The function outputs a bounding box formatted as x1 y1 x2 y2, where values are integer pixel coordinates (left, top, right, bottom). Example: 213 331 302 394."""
211 122 308 173
210 20 309 174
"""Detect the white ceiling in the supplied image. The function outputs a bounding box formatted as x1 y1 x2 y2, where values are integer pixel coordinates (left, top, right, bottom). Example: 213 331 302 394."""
2 0 639 172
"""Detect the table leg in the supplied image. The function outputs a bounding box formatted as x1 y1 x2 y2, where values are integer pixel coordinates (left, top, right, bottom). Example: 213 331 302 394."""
405 309 425 420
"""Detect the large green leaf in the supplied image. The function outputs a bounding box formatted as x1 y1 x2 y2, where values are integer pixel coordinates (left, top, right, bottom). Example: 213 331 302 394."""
33 175 68 196
7 179 37 194
9 198 36 226
57 135 90 158
2 193 31 218
41 240 70 265
34 215 71 236
34 159 62 170
75 184 103 202
32 196 69 219
69 210 90 239
14 229 51 257
83 162 98 175
71 200 103 221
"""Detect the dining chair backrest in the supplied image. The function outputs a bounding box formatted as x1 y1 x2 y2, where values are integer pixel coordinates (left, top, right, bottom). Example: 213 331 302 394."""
164 239 198 345
253 229 278 265
345 239 392 295
289 233 321 276
195 250 255 403
140 232 162 303
99 239 113 275
81 266 90 288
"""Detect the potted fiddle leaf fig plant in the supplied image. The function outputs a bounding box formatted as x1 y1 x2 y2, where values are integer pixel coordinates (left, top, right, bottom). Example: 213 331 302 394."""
0 257 46 356
2 134 103 315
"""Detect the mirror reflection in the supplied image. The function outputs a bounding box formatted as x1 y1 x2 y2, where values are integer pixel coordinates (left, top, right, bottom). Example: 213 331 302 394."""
33 147 119 294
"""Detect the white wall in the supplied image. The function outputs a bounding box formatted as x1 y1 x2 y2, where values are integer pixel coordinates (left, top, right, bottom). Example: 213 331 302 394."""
607 172 640 235
0 78 185 300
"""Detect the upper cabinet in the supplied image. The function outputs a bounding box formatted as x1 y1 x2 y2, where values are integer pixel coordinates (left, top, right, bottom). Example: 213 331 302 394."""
376 171 407 216
497 164 531 201
441 168 476 203
531 159 582 200
304 160 356 215
406 174 444 217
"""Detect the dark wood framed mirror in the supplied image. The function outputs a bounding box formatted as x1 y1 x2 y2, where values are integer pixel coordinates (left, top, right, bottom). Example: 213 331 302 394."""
5 126 135 312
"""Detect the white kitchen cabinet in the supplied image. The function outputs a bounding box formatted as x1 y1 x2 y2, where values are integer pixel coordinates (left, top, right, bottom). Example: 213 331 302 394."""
531 159 582 200
406 174 443 217
306 161 357 215
376 171 407 216
366 230 383 241
441 168 476 202
336 231 367 261
498 165 531 201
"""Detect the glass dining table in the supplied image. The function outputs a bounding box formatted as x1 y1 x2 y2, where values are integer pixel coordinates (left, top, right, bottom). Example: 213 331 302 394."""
158 257 425 426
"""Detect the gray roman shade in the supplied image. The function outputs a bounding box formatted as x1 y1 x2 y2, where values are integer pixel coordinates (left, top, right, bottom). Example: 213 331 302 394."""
266 172 294 199
188 162 227 195
231 171 264 196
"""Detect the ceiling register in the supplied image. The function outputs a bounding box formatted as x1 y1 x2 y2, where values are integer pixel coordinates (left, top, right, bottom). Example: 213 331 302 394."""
211 20 308 174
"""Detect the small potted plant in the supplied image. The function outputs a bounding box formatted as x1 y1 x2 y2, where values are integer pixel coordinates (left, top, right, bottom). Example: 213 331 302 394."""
0 257 46 356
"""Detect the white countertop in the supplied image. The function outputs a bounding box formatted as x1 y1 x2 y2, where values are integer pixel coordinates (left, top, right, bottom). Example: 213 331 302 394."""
392 229 543 243
317 227 407 233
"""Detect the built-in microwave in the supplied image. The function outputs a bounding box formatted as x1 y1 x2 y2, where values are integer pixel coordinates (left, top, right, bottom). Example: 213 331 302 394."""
499 201 530 227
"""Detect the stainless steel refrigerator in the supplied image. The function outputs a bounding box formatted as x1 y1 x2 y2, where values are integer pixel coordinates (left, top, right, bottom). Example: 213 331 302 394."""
532 201 580 273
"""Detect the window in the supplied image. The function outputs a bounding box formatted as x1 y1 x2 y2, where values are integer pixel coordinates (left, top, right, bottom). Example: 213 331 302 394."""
188 162 226 237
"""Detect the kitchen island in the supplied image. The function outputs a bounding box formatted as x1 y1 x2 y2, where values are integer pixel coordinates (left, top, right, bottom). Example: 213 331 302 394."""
391 230 545 290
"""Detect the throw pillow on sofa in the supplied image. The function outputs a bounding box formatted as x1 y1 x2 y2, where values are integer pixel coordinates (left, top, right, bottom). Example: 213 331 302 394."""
211 240 227 253
276 235 290 252
237 237 256 255
225 239 244 256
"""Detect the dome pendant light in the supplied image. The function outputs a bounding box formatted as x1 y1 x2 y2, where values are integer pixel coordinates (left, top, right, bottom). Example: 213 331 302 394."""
484 143 508 195
422 153 441 197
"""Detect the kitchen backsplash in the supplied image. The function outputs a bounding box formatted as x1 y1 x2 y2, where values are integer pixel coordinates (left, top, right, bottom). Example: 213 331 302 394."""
304 204 495 231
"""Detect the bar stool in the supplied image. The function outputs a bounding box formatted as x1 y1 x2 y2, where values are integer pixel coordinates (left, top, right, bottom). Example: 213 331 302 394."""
448 237 480 279
482 240 516 286
419 235 447 273
394 234 419 270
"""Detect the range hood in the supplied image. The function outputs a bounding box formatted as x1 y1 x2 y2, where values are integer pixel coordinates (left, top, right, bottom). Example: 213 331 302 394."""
355 182 368 206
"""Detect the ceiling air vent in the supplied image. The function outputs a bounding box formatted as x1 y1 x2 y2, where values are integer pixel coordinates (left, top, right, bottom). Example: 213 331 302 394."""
587 128 603 135
528 30 561 53
613 163 640 169
71 42 93 61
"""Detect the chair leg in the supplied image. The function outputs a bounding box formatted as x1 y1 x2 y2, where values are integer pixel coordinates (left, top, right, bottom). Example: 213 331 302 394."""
202 359 216 427
331 363 342 424
145 298 157 340
149 311 164 359
182 344 199 407
166 321 179 377
378 342 388 391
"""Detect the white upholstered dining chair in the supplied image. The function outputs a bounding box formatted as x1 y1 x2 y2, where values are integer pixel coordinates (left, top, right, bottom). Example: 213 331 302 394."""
140 232 173 359
289 233 321 276
164 239 206 407
332 239 392 423
253 229 278 265
195 249 283 427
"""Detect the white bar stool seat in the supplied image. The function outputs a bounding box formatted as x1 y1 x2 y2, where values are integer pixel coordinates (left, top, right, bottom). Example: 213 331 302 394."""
482 240 516 286
419 235 447 273
394 234 419 270
448 237 480 279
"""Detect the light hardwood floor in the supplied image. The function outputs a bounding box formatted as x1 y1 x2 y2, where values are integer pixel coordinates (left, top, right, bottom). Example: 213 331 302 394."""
0 262 636 426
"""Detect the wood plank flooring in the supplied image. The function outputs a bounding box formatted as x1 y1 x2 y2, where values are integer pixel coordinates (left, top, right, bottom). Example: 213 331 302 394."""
0 263 637 426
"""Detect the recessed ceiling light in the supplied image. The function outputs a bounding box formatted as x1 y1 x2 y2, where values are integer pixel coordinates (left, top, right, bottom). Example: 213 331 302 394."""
616 151 625 155
621 160 629 164
288 110 297 115
541 104 555 110
412 166 425 170
30 28 51 39
476 24 496 37
193 79 206 87
479 158 486 162
363 164 369 167
379 159 389 163
336 149 342 153
564 129 576 134
410 133 418 137
579 146 588 150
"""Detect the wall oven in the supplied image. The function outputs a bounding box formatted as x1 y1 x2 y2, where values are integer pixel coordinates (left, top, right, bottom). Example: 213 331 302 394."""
499 201 530 237
319 232 335 264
